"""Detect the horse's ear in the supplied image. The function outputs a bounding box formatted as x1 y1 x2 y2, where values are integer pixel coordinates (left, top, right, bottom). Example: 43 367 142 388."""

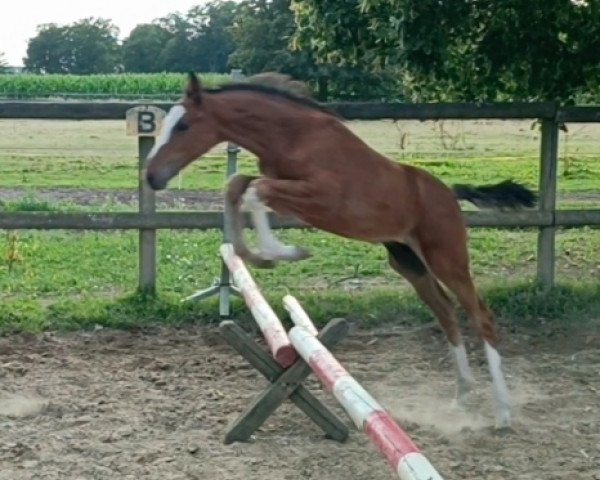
186 72 202 104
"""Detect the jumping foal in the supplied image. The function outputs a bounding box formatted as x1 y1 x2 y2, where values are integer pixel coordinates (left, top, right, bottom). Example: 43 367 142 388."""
146 73 536 428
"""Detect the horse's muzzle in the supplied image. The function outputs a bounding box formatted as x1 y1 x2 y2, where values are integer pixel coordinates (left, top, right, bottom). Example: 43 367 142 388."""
146 171 166 190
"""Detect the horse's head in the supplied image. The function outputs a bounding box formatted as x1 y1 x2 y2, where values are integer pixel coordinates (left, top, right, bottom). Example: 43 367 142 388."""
145 72 221 190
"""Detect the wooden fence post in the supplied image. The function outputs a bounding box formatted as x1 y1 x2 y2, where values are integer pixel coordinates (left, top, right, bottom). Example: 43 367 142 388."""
537 119 559 289
138 136 156 294
126 106 166 294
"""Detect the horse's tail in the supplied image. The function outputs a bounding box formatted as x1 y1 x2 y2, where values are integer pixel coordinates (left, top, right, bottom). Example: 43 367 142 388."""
453 180 537 209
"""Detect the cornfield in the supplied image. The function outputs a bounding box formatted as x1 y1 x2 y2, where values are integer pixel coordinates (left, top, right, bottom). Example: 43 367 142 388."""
0 73 231 100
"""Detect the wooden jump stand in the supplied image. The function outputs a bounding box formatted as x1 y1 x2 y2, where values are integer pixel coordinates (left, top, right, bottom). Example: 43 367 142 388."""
218 279 444 479
219 317 349 444
216 244 349 444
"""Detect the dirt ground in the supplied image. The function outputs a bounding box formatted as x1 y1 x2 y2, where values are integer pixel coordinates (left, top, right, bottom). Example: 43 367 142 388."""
0 187 225 211
0 318 598 480
2 187 600 211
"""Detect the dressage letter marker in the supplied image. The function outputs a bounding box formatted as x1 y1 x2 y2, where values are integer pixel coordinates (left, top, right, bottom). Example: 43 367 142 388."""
220 243 296 368
125 106 166 137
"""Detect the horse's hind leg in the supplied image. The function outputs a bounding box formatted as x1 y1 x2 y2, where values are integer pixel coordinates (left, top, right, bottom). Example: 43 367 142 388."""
422 241 511 428
384 242 475 404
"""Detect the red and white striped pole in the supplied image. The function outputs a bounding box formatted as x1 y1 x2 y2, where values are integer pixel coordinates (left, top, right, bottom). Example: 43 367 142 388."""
283 294 319 336
285 297 443 480
220 244 296 368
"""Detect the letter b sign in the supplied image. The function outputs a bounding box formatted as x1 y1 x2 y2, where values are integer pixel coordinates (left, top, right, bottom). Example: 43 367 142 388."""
126 106 166 137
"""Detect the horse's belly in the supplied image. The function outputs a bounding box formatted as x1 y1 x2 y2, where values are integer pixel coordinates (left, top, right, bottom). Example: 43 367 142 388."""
298 204 411 242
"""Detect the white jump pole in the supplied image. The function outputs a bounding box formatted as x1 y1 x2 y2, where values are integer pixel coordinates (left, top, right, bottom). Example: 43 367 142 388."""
220 244 297 368
285 297 443 480
283 294 319 336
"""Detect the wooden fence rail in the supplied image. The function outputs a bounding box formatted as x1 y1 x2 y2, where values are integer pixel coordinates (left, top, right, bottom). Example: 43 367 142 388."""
1 99 599 309
1 210 599 230
0 99 597 121
1 99 598 122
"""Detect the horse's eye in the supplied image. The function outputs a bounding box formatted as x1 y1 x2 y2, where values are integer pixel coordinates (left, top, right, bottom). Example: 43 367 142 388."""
175 120 189 132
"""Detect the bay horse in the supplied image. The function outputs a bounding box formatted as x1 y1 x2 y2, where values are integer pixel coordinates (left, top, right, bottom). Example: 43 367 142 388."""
146 72 536 429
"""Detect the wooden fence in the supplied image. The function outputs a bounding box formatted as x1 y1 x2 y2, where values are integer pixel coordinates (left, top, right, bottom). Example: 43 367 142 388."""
0 100 599 313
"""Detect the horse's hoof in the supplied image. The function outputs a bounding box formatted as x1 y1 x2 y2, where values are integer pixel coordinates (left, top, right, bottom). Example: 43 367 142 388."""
493 424 515 436
291 246 311 261
451 398 468 411
252 257 277 269
259 245 311 263
234 246 277 269
494 410 512 431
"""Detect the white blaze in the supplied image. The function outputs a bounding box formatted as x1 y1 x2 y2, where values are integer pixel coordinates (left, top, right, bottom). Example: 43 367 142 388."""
146 105 186 160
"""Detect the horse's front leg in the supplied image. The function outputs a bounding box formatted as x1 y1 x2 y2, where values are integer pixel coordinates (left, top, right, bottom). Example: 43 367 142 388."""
225 174 274 268
240 179 311 264
225 174 311 268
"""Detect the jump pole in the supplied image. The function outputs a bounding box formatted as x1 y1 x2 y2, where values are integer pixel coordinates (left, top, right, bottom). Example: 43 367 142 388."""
283 294 319 336
285 296 444 480
220 243 297 368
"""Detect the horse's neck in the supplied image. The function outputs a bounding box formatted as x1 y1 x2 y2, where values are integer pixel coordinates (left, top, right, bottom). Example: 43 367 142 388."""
211 92 307 160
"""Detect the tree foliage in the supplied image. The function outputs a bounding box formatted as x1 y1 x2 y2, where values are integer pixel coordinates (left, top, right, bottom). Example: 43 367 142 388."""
156 1 237 73
24 24 70 74
190 1 238 72
122 24 171 73
229 0 310 75
25 18 120 74
229 0 398 100
18 1 600 102
24 2 237 75
0 52 7 72
292 0 600 101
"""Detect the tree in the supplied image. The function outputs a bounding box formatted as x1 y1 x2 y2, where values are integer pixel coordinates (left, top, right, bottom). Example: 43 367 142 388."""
158 1 237 73
291 0 600 101
229 0 309 75
0 52 8 72
67 18 121 74
25 18 120 74
189 1 238 72
230 0 397 100
122 24 172 72
25 24 71 73
156 13 198 72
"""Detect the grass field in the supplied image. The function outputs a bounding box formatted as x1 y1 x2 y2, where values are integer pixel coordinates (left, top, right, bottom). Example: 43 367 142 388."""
0 118 599 332
1 118 600 195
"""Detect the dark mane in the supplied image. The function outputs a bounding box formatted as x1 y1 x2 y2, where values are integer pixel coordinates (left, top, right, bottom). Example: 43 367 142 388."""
206 83 338 117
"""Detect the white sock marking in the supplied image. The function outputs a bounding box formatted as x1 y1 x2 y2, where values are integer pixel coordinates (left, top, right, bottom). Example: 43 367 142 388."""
241 186 297 258
452 343 475 384
484 341 511 427
451 343 475 402
240 184 262 212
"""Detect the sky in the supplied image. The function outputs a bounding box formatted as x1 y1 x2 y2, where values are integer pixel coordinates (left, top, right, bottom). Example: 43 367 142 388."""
0 0 215 66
